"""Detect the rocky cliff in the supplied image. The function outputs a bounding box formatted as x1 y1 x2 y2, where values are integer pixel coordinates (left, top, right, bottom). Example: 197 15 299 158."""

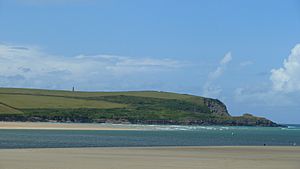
203 98 230 117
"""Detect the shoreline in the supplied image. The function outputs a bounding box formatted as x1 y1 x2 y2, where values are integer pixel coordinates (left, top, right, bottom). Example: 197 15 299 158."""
0 121 139 130
0 146 299 169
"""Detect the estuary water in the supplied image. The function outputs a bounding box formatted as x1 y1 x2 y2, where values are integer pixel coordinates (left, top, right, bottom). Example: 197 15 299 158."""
0 124 299 148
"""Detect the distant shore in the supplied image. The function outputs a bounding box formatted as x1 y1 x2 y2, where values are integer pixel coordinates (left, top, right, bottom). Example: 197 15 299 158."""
0 146 299 169
0 122 139 130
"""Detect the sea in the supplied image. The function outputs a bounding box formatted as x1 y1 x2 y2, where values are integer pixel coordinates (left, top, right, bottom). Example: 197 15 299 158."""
0 124 299 148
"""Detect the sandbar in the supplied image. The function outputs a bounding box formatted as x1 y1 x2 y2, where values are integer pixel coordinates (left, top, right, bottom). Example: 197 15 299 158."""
0 122 138 130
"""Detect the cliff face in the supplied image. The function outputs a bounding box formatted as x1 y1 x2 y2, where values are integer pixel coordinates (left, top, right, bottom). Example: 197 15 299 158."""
203 98 230 117
201 99 282 127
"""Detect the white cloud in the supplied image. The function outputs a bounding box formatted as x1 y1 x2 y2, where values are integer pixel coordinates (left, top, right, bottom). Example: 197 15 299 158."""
233 44 300 107
209 52 232 80
270 44 300 93
0 43 181 90
202 52 232 98
220 52 232 65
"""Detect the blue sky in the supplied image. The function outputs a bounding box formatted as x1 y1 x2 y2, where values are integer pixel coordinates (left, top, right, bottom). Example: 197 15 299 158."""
0 0 300 123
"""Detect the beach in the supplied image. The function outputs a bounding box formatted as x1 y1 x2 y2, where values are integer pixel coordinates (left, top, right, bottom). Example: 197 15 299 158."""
0 146 299 169
0 122 137 130
0 122 299 169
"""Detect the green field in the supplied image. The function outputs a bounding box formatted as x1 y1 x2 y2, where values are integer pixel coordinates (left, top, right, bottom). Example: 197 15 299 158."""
0 88 279 126
0 94 126 109
0 104 23 114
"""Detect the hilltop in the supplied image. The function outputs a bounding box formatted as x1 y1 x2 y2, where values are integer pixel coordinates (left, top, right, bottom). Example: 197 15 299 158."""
0 88 280 126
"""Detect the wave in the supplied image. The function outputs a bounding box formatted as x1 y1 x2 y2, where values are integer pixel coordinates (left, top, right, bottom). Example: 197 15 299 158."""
98 123 281 131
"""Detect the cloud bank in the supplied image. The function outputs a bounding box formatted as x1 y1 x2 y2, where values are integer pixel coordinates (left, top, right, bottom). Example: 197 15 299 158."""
270 44 300 93
234 44 300 107
0 43 181 90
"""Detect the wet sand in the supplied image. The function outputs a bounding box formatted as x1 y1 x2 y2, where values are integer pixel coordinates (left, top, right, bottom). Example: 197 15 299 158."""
0 122 137 130
0 146 299 169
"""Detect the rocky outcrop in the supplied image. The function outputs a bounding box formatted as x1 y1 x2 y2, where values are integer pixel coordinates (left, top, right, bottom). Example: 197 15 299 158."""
203 98 230 117
229 113 283 127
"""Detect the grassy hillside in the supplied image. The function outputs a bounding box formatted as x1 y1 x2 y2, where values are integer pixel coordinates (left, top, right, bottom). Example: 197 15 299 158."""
0 88 279 126
0 104 23 114
0 94 126 109
0 88 195 99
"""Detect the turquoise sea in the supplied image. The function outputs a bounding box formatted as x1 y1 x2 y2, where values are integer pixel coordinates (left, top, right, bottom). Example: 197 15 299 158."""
0 124 299 148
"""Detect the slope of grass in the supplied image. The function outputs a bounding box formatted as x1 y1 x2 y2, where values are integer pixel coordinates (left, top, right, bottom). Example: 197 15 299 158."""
0 88 211 122
0 88 198 100
0 94 126 109
0 104 23 114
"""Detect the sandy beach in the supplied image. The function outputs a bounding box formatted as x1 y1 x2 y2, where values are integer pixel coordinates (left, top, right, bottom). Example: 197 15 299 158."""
0 122 137 130
0 146 299 169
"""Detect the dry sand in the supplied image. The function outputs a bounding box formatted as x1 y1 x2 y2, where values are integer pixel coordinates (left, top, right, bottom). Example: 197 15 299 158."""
0 146 299 169
0 122 137 130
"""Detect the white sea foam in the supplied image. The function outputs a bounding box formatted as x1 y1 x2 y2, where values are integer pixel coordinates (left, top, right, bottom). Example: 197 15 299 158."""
96 123 291 131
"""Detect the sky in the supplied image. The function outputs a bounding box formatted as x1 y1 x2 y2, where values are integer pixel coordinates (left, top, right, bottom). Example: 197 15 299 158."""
0 0 300 123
